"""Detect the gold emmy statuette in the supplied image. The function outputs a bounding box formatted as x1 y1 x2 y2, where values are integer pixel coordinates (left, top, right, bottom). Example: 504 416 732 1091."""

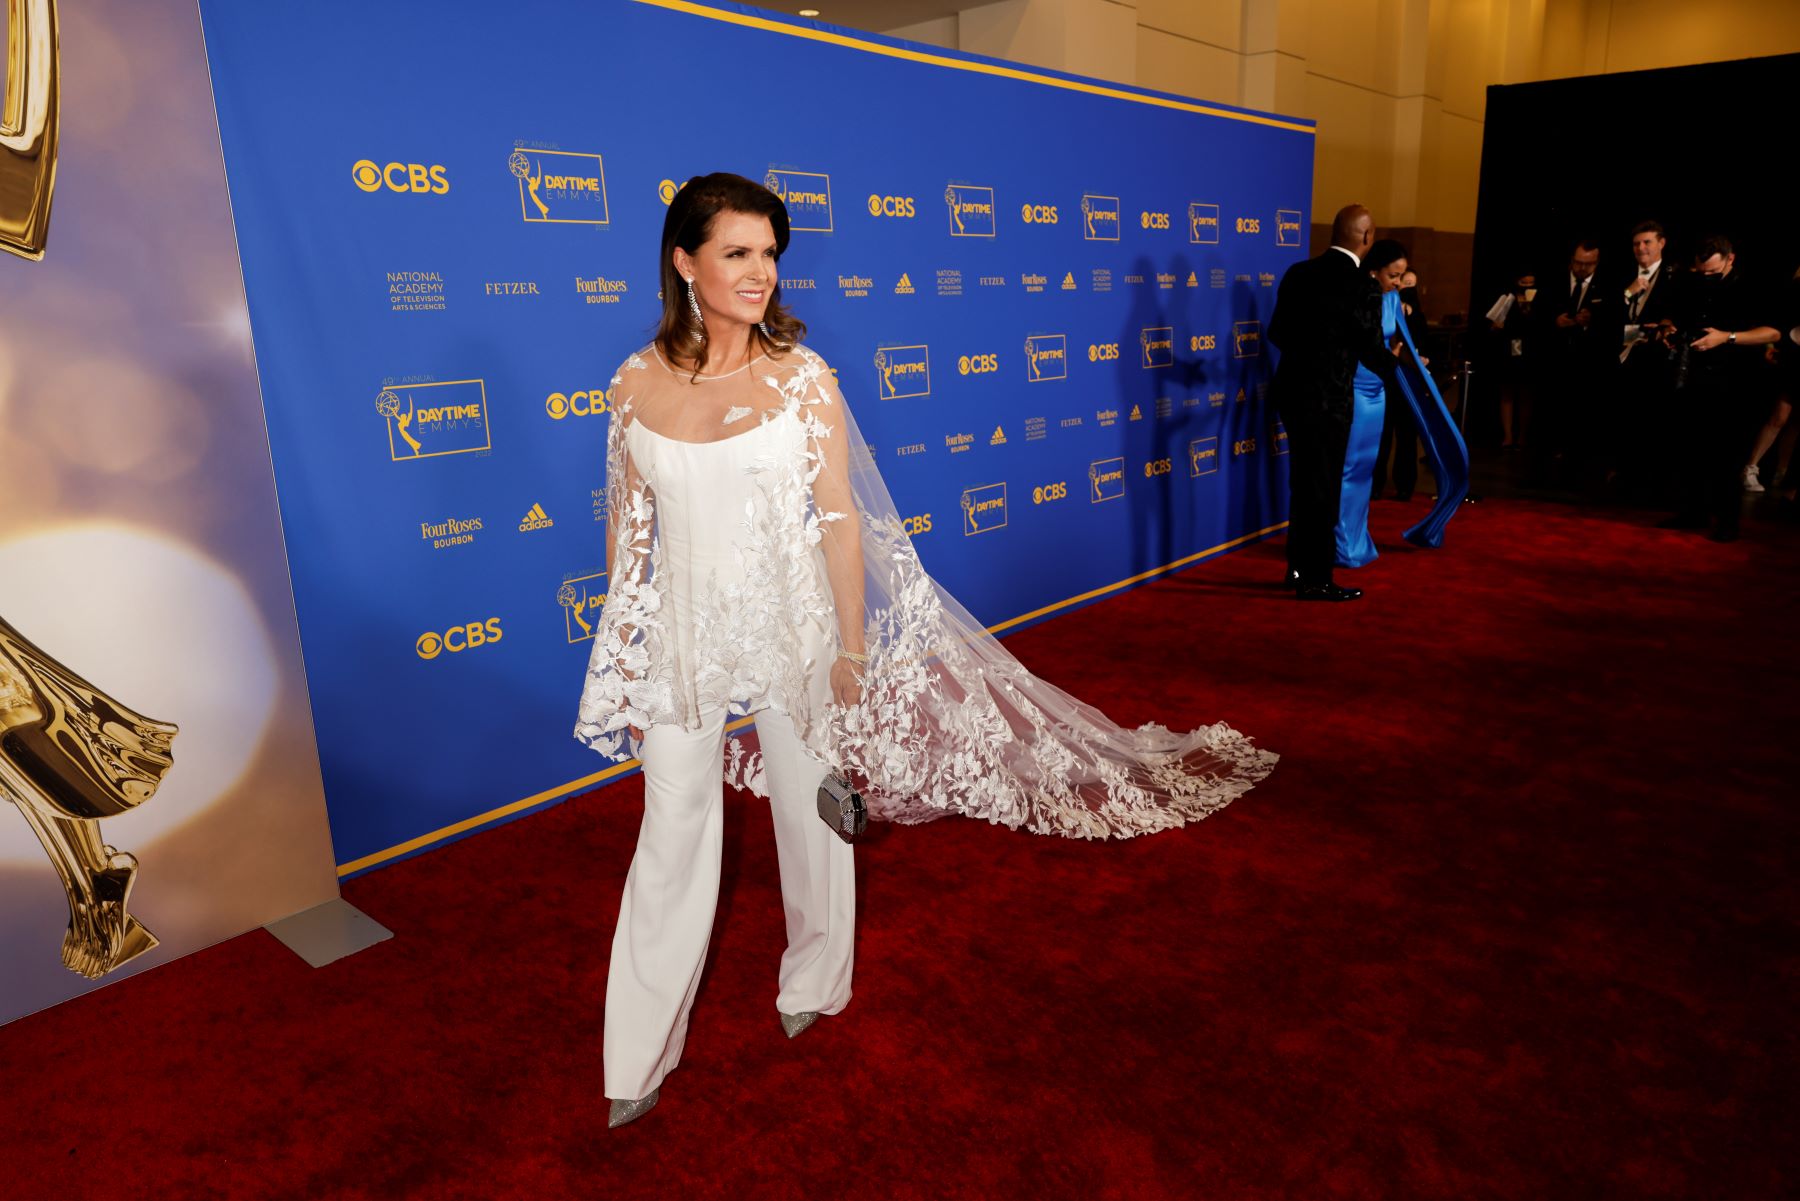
875 348 893 399
510 149 552 220
1 0 59 260
557 583 593 639
1 617 178 979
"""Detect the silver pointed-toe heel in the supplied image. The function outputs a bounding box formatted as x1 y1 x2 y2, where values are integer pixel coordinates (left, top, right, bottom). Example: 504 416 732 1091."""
779 1010 819 1039
608 1088 660 1129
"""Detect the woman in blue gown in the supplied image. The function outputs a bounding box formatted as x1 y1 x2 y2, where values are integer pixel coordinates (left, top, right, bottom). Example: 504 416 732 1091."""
1336 240 1410 567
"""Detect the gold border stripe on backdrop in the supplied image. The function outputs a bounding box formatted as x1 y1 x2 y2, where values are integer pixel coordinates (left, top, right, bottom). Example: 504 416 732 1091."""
631 0 1317 135
335 523 1288 877
986 520 1287 634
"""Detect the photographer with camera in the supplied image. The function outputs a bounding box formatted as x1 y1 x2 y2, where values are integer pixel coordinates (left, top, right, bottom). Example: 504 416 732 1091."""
1484 271 1539 449
1652 234 1781 541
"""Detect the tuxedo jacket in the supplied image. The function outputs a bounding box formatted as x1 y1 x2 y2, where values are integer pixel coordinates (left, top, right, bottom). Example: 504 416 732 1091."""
1618 262 1682 374
1625 262 1678 328
1538 272 1615 369
1268 250 1393 425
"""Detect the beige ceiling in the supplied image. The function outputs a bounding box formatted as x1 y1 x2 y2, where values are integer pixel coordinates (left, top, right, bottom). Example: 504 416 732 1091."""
771 1 965 35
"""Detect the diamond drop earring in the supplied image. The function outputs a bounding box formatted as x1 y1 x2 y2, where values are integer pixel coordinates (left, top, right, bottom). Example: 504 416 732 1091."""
758 320 773 341
685 278 705 341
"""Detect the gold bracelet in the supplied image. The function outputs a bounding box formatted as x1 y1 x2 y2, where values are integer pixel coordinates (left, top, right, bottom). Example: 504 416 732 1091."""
839 650 868 664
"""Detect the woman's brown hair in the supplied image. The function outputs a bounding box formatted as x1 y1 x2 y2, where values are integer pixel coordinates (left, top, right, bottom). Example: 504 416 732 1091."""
655 172 807 375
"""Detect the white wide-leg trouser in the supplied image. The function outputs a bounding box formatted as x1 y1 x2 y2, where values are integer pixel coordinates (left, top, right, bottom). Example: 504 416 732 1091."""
602 706 855 1102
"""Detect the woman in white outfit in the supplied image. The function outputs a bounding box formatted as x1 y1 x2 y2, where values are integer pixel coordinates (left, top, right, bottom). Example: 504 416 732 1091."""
577 174 1278 1129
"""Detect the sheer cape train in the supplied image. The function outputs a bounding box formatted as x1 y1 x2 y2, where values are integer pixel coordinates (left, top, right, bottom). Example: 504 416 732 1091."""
574 342 1275 840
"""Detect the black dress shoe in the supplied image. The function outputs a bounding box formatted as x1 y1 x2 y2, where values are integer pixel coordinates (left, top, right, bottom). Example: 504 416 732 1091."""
1284 568 1302 589
1656 513 1707 530
1708 526 1740 543
1296 582 1363 601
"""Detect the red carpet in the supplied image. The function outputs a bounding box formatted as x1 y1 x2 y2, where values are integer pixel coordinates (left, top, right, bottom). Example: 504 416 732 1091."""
3 498 1795 1200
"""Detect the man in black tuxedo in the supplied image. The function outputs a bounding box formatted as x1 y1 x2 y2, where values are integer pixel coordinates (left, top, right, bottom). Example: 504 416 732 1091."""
1535 239 1613 473
1268 204 1396 601
1611 221 1680 497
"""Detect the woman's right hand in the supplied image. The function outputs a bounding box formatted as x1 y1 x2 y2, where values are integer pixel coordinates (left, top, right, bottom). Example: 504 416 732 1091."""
831 655 865 707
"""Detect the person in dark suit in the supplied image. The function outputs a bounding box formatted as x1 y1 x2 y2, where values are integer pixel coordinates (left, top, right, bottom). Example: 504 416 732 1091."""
1268 204 1397 601
1534 239 1614 476
1612 221 1680 497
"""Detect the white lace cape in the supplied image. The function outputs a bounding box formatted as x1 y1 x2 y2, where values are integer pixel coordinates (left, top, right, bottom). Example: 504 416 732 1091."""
574 343 1276 839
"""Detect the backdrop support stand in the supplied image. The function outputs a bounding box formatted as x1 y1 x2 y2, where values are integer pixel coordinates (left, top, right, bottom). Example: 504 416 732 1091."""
264 898 392 968
1458 363 1483 504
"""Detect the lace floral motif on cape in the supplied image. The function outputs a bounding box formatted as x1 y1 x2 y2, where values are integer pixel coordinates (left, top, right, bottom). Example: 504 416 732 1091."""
575 344 1275 840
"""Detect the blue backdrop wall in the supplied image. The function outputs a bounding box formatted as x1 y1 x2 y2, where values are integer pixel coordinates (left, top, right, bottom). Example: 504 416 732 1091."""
198 0 1313 876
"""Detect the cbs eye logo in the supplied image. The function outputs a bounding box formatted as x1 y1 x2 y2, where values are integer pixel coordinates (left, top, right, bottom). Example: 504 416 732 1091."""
1020 203 1059 224
546 388 610 419
658 179 682 205
1233 437 1258 455
1235 216 1262 234
1140 211 1171 230
867 194 916 218
902 513 933 536
353 159 450 194
1143 457 1172 478
958 353 999 375
416 618 504 660
1190 334 1218 351
1031 481 1069 504
1087 342 1120 362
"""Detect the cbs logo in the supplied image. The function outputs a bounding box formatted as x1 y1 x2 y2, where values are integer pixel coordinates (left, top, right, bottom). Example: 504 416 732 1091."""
867 194 916 218
1190 334 1218 351
958 353 999 375
1140 211 1171 230
1233 438 1258 455
1020 203 1059 224
902 513 933 536
658 179 682 205
1032 481 1069 504
1087 342 1120 362
546 388 609 419
1235 216 1262 234
416 618 504 660
1143 458 1172 478
353 159 450 194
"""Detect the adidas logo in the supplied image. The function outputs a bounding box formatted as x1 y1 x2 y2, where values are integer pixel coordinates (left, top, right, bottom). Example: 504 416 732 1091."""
989 425 1007 446
1060 272 1077 291
1186 271 1199 287
518 502 554 532
895 272 915 295
1128 404 1143 421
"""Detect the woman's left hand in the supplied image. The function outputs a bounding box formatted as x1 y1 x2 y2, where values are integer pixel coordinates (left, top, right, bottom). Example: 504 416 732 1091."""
831 655 864 707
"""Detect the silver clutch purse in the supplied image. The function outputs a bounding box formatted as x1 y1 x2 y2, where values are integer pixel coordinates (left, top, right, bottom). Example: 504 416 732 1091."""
816 774 867 842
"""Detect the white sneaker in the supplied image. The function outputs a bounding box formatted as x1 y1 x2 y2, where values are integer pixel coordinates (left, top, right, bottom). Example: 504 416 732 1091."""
1742 465 1765 492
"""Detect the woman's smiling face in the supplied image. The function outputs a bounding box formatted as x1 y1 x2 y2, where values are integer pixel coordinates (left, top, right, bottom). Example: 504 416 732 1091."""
677 210 780 330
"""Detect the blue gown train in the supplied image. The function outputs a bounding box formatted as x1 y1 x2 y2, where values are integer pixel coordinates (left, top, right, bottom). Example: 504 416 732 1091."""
1335 289 1469 564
